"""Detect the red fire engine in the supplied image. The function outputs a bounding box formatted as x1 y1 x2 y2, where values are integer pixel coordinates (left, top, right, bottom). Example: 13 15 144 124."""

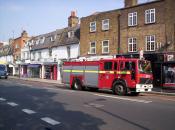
62 57 153 95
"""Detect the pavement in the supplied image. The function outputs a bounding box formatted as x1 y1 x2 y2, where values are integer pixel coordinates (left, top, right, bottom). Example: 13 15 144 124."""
9 76 175 96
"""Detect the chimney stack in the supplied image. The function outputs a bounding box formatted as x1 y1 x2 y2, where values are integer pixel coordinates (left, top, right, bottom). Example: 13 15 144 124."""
21 30 28 37
124 0 138 8
68 11 79 27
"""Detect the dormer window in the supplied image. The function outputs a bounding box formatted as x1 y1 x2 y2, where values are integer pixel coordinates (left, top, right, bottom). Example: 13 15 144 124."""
50 36 54 42
35 39 39 45
25 42 29 47
68 31 74 38
40 37 45 44
54 35 57 40
31 40 34 45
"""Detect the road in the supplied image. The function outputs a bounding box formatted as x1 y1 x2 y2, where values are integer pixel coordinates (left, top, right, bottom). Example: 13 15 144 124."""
0 78 175 130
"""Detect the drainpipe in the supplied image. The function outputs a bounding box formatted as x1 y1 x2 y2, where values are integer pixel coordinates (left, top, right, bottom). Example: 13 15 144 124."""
117 13 121 54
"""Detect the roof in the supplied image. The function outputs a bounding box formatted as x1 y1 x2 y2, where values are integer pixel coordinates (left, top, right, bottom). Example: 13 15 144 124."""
81 0 163 19
30 25 80 51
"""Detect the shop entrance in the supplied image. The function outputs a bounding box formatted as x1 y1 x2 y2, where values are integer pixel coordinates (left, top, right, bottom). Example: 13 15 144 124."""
44 64 57 80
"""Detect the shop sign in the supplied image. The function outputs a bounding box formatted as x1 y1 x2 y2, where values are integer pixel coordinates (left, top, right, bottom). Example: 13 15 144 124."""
167 54 174 61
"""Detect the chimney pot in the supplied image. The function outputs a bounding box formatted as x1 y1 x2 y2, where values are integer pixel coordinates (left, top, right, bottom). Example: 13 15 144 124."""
124 0 137 8
71 11 76 17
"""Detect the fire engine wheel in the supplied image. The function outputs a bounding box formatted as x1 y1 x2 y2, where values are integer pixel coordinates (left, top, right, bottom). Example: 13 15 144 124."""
73 79 82 90
113 84 127 96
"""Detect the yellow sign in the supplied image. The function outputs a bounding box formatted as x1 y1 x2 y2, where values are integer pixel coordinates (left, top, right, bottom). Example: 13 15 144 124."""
0 61 7 64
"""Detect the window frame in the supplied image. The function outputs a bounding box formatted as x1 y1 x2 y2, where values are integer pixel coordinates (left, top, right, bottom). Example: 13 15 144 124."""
128 37 137 52
89 41 96 54
145 8 155 24
145 35 156 51
68 31 74 38
102 19 109 30
90 21 96 32
102 40 109 54
128 12 137 26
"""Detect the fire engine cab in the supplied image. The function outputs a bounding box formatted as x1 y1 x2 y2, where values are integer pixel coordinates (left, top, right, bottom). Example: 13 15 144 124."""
62 58 153 95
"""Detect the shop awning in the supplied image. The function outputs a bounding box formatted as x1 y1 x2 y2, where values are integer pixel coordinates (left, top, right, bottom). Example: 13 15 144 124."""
28 64 41 68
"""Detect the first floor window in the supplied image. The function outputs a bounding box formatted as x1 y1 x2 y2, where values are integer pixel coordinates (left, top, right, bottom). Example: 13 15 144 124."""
89 42 96 54
102 40 109 53
128 38 137 52
38 52 41 59
146 35 155 51
32 52 35 60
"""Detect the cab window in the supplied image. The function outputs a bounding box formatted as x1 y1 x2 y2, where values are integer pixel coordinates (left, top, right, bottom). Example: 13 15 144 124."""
104 62 112 70
114 62 118 70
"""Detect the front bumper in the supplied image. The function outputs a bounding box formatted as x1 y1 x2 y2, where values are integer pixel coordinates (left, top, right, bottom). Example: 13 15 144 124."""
136 84 153 92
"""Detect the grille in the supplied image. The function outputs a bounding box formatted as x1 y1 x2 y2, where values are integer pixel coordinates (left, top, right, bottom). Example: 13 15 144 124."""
139 78 153 84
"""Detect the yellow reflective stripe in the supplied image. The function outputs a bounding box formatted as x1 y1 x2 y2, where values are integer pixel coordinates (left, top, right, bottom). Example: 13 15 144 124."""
63 70 131 74
72 70 84 73
85 70 98 73
99 71 105 74
63 70 71 72
117 71 131 74
109 71 114 74
126 71 131 74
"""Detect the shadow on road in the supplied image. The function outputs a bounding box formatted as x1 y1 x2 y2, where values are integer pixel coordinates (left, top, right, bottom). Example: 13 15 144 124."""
0 83 105 130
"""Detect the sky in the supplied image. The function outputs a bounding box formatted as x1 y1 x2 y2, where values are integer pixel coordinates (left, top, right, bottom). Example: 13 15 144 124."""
0 0 150 42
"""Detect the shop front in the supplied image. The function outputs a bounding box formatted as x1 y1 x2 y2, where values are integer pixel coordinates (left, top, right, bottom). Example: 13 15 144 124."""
116 52 175 88
44 63 57 80
20 64 28 77
28 64 41 78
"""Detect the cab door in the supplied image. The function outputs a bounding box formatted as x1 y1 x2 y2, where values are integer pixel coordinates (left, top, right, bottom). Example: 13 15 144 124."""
99 61 115 89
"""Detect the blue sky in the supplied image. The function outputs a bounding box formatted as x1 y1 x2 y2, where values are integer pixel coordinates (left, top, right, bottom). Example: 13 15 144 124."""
0 0 149 42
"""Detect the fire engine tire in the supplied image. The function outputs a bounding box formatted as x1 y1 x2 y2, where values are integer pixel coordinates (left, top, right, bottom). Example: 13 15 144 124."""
113 83 127 96
73 79 82 90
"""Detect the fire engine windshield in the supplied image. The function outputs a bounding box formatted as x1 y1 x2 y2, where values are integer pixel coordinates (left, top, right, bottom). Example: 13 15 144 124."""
139 60 152 74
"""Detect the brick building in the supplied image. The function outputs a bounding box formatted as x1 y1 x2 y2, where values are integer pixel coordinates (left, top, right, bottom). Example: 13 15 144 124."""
12 30 30 75
120 0 175 54
12 30 29 63
80 0 175 59
80 11 120 60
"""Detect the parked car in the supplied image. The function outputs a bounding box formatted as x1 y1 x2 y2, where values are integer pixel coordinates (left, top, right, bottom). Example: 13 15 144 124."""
0 64 8 79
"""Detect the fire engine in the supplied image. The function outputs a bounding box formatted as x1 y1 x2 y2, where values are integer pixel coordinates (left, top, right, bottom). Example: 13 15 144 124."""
62 57 153 95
